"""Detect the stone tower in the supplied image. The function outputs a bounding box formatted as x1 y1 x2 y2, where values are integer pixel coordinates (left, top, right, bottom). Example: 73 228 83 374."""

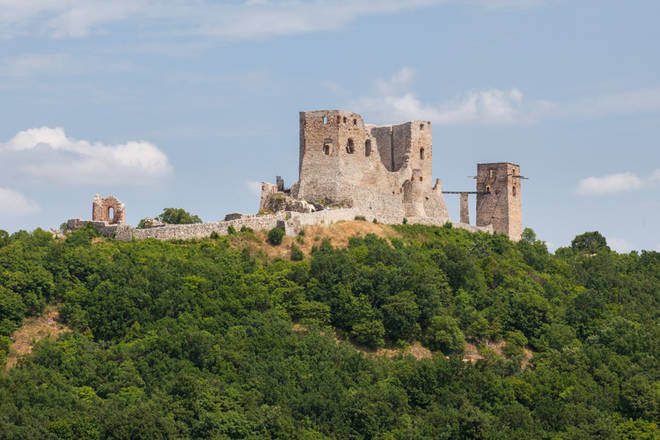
475 163 522 241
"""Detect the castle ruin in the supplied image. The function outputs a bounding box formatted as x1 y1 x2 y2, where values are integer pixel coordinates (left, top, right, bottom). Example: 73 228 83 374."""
67 110 523 242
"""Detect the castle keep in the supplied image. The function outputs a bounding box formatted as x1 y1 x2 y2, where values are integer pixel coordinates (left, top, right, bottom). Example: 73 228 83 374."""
67 110 523 241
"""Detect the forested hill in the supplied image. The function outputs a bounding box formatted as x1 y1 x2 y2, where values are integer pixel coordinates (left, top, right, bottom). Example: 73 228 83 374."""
0 223 659 439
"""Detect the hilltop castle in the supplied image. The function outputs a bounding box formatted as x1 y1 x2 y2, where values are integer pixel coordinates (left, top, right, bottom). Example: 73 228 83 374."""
68 110 523 241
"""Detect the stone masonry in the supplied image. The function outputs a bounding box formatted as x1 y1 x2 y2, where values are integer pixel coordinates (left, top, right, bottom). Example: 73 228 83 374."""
476 162 523 241
67 110 522 242
92 195 126 224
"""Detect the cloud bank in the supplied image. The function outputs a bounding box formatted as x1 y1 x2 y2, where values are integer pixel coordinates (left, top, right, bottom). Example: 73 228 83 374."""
0 188 40 216
353 67 531 125
0 127 172 185
0 0 548 40
576 170 660 196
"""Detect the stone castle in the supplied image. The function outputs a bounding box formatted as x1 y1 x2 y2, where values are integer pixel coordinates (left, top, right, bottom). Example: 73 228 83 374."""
67 110 523 241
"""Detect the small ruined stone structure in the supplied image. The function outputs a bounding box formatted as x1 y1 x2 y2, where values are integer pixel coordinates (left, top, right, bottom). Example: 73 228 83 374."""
92 195 126 224
67 110 523 242
476 162 523 241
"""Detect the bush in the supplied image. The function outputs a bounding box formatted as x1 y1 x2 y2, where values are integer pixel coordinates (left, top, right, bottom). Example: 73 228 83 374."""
268 227 285 245
351 320 385 348
227 225 236 235
402 218 408 224
240 226 254 233
427 315 465 354
354 215 367 221
209 231 221 239
156 208 202 225
291 243 304 261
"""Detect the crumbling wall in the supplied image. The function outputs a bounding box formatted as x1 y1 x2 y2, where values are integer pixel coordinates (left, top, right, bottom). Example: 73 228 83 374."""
92 195 126 224
475 162 522 241
294 110 449 224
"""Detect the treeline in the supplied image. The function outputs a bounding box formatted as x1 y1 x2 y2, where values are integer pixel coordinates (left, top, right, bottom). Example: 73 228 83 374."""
0 224 658 439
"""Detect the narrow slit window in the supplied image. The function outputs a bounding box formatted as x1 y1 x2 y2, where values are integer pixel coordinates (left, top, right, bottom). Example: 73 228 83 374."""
336 115 341 124
323 144 330 155
365 139 372 156
108 207 114 219
323 116 328 124
512 185 517 196
420 148 425 160
420 123 424 130
353 119 357 126
343 116 347 123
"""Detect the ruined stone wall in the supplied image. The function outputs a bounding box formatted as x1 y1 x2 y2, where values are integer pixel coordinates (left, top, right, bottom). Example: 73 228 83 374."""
295 110 448 223
475 162 522 241
92 195 125 224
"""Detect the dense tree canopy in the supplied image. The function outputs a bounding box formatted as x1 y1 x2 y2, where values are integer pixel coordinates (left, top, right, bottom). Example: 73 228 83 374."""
157 207 203 225
0 224 658 439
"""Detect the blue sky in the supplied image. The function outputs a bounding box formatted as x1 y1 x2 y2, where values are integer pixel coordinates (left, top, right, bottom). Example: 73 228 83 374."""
1 0 659 252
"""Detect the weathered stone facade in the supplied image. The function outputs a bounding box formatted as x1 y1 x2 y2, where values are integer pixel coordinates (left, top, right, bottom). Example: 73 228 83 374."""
289 110 450 222
92 195 126 224
476 162 522 241
66 110 522 242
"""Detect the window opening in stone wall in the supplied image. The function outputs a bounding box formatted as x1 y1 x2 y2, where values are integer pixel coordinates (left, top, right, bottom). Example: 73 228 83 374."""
323 116 327 124
419 176 423 182
346 138 354 154
353 119 357 126
108 207 114 220
343 116 347 123
323 144 330 155
365 140 372 156
420 148 425 160
512 185 517 196
486 185 491 194
336 115 341 124
420 123 424 130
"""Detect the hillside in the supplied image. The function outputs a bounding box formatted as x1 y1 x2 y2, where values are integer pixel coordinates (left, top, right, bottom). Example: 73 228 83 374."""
0 223 659 439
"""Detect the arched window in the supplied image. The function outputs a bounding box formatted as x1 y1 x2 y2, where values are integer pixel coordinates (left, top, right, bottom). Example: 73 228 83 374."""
346 138 354 154
419 148 425 160
353 119 357 126
486 185 491 194
323 116 328 124
108 207 114 220
365 140 372 156
323 144 330 155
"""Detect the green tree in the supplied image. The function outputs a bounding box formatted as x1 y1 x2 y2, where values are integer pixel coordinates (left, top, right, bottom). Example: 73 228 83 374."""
427 315 465 354
156 207 202 224
268 227 285 245
571 231 608 253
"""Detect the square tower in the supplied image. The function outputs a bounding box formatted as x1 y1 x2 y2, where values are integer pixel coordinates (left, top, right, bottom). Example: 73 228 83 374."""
475 163 522 241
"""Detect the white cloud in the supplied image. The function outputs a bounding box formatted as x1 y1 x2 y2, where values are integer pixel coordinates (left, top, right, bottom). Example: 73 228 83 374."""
576 169 660 196
0 0 147 38
0 0 548 40
353 67 528 125
0 188 40 216
0 127 172 185
609 238 634 254
576 172 644 196
0 53 71 76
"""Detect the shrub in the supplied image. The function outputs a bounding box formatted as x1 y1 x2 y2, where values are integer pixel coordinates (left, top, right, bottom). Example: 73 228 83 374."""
156 208 202 225
209 231 220 239
427 315 465 354
268 227 285 245
240 226 254 233
351 320 385 348
372 218 378 224
227 225 236 235
354 215 367 221
291 243 304 261
402 218 408 224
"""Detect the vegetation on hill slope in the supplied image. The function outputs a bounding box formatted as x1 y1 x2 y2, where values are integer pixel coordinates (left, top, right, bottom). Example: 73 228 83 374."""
0 223 658 439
